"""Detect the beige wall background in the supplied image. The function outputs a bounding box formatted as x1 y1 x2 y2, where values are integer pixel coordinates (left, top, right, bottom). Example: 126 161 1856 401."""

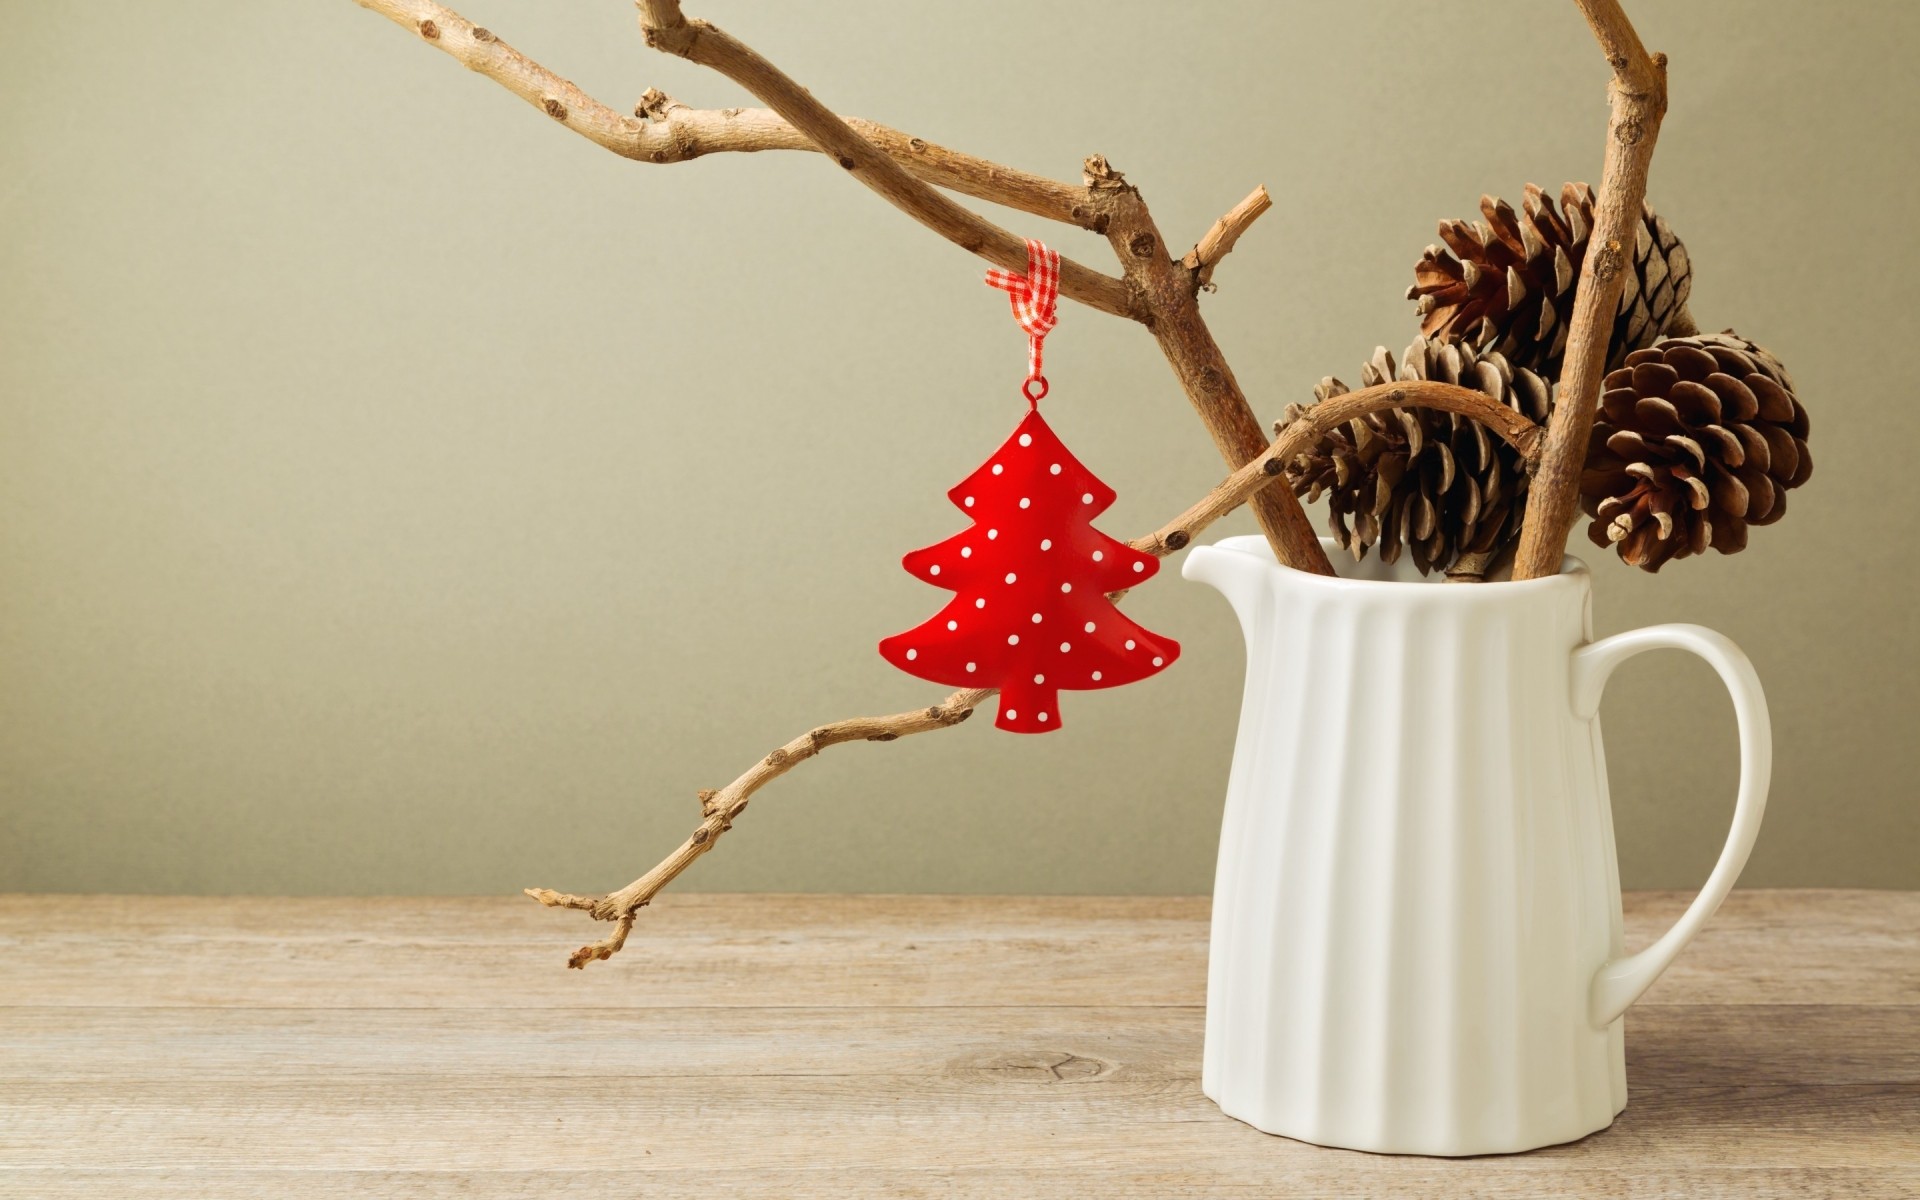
2 1 1914 896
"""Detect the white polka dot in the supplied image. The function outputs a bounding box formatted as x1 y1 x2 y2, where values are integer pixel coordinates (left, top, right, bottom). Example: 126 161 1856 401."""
1059 642 1071 653
961 546 972 558
975 597 986 609
1033 673 1045 684
1125 639 1136 650
1004 572 1017 584
1005 709 1018 720
1092 671 1103 682
1082 492 1094 504
947 620 958 631
1084 622 1096 633
1018 497 1031 509
1152 656 1165 667
1092 550 1104 562
905 649 917 661
1050 463 1061 475
964 496 974 508
1038 712 1049 722
966 661 976 672
992 464 1004 475
1039 539 1052 551
988 529 999 540
1031 612 1042 624
1132 561 1145 573
1007 634 1019 646
929 564 940 576
1060 583 1072 594
1018 433 1032 447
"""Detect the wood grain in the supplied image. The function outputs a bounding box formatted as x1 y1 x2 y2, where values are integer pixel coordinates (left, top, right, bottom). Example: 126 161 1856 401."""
0 891 1914 1197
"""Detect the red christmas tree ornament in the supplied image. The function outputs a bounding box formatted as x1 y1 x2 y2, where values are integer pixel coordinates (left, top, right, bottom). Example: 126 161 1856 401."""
879 240 1180 733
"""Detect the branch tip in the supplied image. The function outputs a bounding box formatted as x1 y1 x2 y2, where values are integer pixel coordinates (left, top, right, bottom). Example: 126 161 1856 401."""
1184 184 1274 290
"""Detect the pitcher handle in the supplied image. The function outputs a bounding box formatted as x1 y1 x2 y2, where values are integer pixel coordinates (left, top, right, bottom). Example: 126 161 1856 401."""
1570 623 1772 1028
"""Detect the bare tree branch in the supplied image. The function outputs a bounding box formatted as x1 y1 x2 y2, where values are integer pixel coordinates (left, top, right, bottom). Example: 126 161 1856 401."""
626 1 1337 570
1183 185 1273 291
1088 159 1335 575
527 687 987 968
351 0 1096 227
628 90 1094 227
529 379 1538 967
634 0 1138 318
1512 0 1668 579
352 0 1334 570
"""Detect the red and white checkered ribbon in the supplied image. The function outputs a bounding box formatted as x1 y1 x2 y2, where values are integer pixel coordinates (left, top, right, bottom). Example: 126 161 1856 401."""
985 239 1060 401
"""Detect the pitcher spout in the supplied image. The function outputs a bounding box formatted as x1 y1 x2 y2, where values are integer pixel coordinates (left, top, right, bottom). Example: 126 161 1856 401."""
1182 540 1271 645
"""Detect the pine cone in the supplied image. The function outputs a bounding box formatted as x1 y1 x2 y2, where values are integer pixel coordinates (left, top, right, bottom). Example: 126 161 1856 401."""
1408 183 1691 378
1580 332 1811 572
1283 338 1552 578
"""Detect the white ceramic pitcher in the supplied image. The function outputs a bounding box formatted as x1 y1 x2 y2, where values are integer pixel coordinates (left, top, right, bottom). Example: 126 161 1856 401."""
1182 534 1770 1156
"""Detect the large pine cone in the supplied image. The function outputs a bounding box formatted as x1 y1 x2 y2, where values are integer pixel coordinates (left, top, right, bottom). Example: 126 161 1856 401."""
1580 332 1811 572
1284 338 1552 577
1408 183 1691 378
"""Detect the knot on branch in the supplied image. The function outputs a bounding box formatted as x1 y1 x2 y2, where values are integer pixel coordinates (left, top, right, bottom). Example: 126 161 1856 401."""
1515 426 1546 469
417 19 439 40
541 97 568 122
635 87 687 121
698 787 721 815
1067 206 1112 235
640 13 704 59
1082 154 1127 190
470 26 495 43
1592 239 1626 282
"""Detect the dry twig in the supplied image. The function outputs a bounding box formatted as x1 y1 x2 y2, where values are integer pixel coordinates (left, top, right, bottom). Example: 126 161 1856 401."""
1512 0 1668 578
1183 185 1274 291
627 1 1329 573
353 0 1091 226
635 0 1136 317
351 0 1332 569
1090 161 1334 573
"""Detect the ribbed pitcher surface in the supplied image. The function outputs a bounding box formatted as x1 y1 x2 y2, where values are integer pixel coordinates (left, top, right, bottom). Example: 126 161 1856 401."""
1185 534 1770 1155
1184 535 1625 1155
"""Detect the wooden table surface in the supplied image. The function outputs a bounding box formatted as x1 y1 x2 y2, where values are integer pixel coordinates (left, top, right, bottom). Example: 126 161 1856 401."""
0 890 1914 1198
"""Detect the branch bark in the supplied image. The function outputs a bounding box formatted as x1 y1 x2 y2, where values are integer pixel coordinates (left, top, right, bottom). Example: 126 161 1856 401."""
636 0 1137 318
1512 0 1668 579
1091 160 1336 575
351 0 1096 228
354 0 1325 569
1183 185 1273 291
635 0 1335 572
530 380 1538 967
